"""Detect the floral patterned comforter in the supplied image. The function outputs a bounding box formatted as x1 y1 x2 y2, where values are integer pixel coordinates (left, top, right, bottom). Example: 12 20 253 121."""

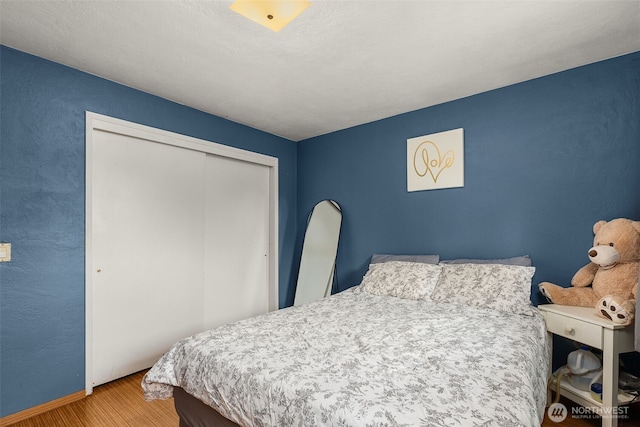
142 288 549 426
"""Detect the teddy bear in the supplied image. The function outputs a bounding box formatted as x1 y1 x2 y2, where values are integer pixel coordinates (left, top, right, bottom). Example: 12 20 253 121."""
538 218 639 325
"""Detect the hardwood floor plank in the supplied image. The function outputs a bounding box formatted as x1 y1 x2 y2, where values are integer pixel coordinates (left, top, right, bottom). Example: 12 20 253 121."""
0 390 86 425
8 371 178 427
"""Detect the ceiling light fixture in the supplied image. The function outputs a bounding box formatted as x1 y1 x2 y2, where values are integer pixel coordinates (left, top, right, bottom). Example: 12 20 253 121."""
230 0 312 32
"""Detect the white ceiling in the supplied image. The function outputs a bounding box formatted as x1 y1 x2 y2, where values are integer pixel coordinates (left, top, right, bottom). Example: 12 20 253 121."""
1 1 639 141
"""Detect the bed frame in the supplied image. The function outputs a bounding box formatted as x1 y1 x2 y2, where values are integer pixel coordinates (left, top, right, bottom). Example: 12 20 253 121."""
173 387 240 427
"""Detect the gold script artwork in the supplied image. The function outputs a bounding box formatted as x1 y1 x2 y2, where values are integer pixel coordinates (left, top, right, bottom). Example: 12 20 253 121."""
407 128 464 192
414 141 455 183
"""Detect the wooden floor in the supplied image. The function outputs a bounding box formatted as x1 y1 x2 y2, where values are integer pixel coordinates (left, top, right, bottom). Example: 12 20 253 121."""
8 371 640 426
9 371 178 427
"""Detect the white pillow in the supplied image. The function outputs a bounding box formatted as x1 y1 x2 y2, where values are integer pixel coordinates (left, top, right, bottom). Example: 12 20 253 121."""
359 261 442 301
430 263 535 315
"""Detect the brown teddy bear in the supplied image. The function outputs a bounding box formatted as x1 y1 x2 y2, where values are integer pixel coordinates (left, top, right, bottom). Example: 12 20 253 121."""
539 218 639 325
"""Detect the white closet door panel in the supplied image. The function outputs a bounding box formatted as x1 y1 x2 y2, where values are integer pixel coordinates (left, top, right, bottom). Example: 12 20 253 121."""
91 130 205 386
204 155 270 329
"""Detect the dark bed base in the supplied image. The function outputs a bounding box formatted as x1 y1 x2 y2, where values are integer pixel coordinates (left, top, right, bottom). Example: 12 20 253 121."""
173 387 241 427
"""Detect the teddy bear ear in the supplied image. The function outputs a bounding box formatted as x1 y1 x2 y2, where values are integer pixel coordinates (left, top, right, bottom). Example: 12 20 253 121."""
593 220 607 234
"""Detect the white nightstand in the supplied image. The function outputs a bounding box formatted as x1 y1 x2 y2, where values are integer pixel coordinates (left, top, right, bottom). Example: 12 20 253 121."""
538 304 636 427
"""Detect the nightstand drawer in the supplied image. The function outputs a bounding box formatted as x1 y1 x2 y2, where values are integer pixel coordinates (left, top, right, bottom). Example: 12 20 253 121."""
544 311 602 348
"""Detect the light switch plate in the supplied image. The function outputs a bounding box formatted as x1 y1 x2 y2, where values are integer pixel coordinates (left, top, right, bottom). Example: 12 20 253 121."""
0 243 12 262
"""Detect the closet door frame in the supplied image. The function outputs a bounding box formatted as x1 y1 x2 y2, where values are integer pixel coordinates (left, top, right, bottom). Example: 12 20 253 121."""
85 111 278 395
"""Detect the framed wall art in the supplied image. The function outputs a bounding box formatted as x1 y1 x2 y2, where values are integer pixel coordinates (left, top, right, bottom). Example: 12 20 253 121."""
407 128 464 192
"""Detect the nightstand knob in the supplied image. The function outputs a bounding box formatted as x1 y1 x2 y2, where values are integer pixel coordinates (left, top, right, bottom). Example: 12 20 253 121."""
565 326 575 335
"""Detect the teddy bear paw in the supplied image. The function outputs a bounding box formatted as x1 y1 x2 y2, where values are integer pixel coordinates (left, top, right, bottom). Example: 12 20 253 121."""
538 283 554 303
597 296 630 325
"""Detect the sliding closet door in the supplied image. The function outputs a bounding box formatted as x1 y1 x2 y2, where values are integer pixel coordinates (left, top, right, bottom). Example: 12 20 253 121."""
91 131 206 387
87 112 278 393
204 155 270 329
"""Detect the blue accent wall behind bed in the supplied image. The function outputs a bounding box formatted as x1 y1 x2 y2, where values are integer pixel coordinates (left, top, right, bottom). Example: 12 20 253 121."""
0 46 297 418
297 52 640 305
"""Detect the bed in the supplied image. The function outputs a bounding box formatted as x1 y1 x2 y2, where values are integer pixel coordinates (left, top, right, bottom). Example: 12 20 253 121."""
142 258 550 426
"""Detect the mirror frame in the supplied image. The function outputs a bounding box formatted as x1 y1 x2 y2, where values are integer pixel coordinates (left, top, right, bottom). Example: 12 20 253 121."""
293 200 342 306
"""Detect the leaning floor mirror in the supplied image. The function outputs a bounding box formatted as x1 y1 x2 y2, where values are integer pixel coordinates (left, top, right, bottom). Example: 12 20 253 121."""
293 200 342 306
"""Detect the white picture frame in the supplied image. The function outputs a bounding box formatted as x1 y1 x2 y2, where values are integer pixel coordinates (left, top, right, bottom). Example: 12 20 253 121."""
407 128 464 192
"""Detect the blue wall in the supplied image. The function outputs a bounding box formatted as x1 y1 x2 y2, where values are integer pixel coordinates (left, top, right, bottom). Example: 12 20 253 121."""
0 46 297 417
297 52 640 303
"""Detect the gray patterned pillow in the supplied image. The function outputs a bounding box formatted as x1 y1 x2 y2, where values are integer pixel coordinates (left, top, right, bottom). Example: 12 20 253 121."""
359 261 442 301
430 263 535 315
